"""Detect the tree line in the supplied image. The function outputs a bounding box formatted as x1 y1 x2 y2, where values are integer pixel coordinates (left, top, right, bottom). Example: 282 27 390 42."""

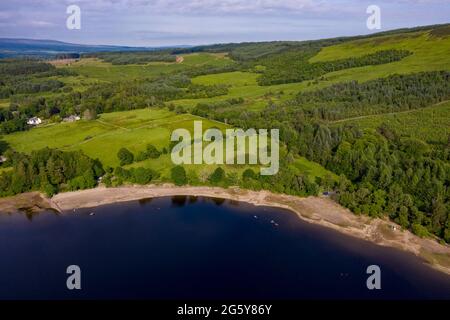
0 71 228 134
0 60 74 99
289 71 450 120
85 51 177 65
257 49 412 85
0 148 104 197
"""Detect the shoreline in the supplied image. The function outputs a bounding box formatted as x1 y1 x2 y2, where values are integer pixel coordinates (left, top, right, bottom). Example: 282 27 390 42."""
2 185 450 275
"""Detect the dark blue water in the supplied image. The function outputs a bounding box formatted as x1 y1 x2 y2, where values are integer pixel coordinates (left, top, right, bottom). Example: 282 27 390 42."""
0 196 449 300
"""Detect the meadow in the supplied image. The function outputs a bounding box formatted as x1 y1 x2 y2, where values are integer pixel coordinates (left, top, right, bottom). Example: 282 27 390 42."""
64 53 235 82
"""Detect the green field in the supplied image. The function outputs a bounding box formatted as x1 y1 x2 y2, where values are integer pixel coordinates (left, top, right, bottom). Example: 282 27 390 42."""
3 108 222 167
310 31 450 82
170 30 450 111
63 53 235 82
3 106 337 181
54 75 106 91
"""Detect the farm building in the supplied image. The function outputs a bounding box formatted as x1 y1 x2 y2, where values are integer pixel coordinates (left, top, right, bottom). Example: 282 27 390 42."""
63 115 81 122
27 117 42 126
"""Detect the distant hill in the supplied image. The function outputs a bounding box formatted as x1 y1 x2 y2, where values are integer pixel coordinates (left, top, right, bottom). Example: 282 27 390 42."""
0 38 190 59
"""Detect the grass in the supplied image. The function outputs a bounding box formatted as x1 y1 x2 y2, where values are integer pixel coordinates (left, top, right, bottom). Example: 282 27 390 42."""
0 99 9 109
3 106 336 182
0 167 12 174
291 157 338 181
54 75 106 91
333 100 450 145
3 108 218 167
170 30 450 112
310 31 450 81
63 53 235 82
192 71 259 86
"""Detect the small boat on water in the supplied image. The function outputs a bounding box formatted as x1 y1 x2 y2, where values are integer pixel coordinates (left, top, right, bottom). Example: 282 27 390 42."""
89 212 95 216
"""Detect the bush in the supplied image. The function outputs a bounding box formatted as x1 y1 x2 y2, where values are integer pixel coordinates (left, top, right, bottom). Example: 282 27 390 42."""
412 224 430 238
242 168 257 181
171 165 187 186
209 167 225 184
117 148 134 166
114 166 131 180
146 144 161 159
132 167 153 185
42 183 57 197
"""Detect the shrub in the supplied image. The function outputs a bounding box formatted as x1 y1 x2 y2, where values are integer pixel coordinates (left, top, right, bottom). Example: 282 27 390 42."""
171 165 187 186
412 224 430 238
132 167 153 185
117 148 134 166
209 167 225 184
242 168 257 180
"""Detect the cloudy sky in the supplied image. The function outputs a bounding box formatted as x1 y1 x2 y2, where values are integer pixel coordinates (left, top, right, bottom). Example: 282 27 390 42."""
0 0 449 46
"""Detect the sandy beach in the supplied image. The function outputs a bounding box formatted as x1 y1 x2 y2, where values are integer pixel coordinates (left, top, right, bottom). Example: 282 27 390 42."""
1 185 449 275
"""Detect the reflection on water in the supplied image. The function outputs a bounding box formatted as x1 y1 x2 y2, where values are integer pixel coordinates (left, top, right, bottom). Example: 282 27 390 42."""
171 195 187 207
138 198 153 206
16 207 60 221
187 196 198 204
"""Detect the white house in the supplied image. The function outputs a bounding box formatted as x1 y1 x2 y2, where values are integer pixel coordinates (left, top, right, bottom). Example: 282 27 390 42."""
0 156 6 163
27 117 42 126
63 115 81 122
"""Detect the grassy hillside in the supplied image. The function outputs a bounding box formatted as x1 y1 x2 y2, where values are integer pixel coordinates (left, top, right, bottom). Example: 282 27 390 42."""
3 109 221 167
64 53 234 82
169 29 450 112
3 107 335 182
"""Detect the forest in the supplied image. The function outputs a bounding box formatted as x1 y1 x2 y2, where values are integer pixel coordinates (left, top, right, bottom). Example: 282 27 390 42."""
0 71 228 134
257 49 412 85
290 71 450 120
0 148 104 197
189 71 450 242
0 60 74 99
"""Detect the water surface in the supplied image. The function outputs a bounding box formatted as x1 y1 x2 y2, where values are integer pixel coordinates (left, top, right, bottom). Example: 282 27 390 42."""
0 196 449 299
